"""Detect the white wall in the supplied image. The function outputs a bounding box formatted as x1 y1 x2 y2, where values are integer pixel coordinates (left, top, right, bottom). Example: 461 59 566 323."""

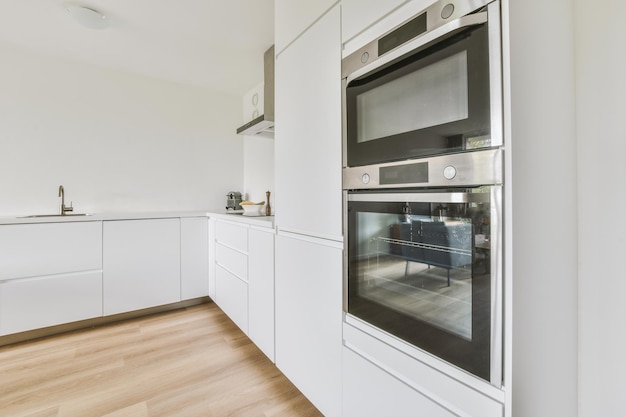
243 135 274 209
0 43 243 216
503 0 578 416
575 1 626 416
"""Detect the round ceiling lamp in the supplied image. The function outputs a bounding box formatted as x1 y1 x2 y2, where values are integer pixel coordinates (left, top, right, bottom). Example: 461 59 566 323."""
65 5 108 30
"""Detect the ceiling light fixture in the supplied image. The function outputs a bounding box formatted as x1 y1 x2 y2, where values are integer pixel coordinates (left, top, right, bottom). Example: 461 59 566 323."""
65 5 108 30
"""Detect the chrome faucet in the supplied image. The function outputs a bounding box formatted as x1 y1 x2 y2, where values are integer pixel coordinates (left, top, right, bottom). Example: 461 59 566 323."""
58 185 73 215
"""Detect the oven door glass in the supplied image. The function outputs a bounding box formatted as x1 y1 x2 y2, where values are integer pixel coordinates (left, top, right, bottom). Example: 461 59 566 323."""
346 187 500 381
345 23 491 167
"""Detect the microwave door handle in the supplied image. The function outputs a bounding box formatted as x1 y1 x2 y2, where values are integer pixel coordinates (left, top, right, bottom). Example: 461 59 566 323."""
347 192 490 204
345 11 488 84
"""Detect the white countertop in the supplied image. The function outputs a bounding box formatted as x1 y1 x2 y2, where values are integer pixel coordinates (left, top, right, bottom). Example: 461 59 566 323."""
0 210 275 228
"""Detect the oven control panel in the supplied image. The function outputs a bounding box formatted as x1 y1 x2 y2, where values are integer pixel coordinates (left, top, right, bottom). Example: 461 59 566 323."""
343 149 502 189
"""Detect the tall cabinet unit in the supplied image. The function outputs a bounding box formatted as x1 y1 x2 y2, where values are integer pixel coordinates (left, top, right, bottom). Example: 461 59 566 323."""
274 5 343 417
338 1 506 416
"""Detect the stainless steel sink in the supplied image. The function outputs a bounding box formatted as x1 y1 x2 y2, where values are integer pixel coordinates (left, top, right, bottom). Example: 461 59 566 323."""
19 213 92 218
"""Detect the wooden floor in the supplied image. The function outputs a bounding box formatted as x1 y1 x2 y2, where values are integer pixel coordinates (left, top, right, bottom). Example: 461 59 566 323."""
0 302 323 417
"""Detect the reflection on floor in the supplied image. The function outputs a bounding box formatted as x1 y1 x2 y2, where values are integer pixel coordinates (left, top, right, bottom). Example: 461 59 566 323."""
359 256 472 340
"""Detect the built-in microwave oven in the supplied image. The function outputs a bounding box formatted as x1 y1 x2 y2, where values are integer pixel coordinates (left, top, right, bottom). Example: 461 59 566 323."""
342 0 502 168
342 0 504 386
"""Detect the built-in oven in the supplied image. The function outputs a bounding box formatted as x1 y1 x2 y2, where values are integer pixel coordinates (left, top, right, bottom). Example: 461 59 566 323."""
342 0 502 167
343 150 503 385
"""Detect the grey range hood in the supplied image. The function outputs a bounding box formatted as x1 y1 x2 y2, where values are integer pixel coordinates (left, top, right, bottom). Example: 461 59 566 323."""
237 45 274 136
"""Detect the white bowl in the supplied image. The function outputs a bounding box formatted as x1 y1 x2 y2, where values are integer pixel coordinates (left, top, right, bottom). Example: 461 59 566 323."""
241 203 265 216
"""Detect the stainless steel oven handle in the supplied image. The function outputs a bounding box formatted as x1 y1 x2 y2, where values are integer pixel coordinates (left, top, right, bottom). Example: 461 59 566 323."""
344 11 488 83
348 192 490 204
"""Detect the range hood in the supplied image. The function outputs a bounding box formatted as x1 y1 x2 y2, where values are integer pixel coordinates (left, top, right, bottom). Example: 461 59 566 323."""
237 45 274 136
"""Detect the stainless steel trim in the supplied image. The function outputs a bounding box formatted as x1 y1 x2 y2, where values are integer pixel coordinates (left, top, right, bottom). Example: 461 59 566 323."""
489 185 503 387
342 190 349 312
343 12 487 82
343 149 503 190
345 184 504 387
347 191 490 204
341 77 348 168
487 0 503 148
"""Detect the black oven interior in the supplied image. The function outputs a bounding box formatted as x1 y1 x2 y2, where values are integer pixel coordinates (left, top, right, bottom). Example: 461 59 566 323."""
346 189 494 380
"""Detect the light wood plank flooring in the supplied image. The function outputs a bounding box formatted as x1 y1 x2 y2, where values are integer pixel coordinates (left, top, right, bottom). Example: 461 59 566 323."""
0 302 323 417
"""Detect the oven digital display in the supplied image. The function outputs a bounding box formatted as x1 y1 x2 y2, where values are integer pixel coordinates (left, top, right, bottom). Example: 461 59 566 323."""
379 162 429 185
378 12 428 56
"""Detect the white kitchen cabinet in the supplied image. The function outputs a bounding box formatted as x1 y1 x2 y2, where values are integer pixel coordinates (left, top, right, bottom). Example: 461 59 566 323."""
0 221 103 335
275 0 337 54
214 219 249 333
0 221 102 280
342 322 504 417
215 265 248 333
0 271 102 335
180 217 209 300
212 218 276 361
341 0 406 43
342 347 457 417
103 219 181 315
275 5 342 240
275 232 343 417
248 226 275 361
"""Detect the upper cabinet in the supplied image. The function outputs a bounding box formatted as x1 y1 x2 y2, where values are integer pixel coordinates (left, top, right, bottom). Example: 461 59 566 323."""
275 0 338 53
275 5 342 240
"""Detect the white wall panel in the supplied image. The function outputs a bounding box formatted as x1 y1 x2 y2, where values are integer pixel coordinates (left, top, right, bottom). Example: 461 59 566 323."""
0 44 243 217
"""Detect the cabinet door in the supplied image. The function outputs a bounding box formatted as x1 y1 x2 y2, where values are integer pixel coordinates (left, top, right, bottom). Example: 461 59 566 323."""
275 0 337 53
0 271 103 335
181 217 209 300
103 219 181 315
215 265 248 334
0 221 102 280
214 219 249 333
248 227 275 361
275 233 343 417
343 347 457 417
275 5 342 240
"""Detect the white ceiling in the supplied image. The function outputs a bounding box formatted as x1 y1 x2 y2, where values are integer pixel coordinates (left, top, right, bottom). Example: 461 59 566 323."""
0 0 275 96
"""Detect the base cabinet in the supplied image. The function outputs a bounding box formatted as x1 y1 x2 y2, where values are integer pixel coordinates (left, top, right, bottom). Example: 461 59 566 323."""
0 271 102 335
0 221 103 336
275 233 342 417
248 227 275 361
181 217 209 300
343 347 457 417
214 220 249 333
212 219 276 361
342 322 504 417
103 219 181 316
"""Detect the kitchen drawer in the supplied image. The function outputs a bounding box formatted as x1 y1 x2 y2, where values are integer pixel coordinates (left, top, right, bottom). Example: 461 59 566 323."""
215 220 248 253
0 271 103 335
215 265 248 334
0 222 102 280
215 243 248 282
